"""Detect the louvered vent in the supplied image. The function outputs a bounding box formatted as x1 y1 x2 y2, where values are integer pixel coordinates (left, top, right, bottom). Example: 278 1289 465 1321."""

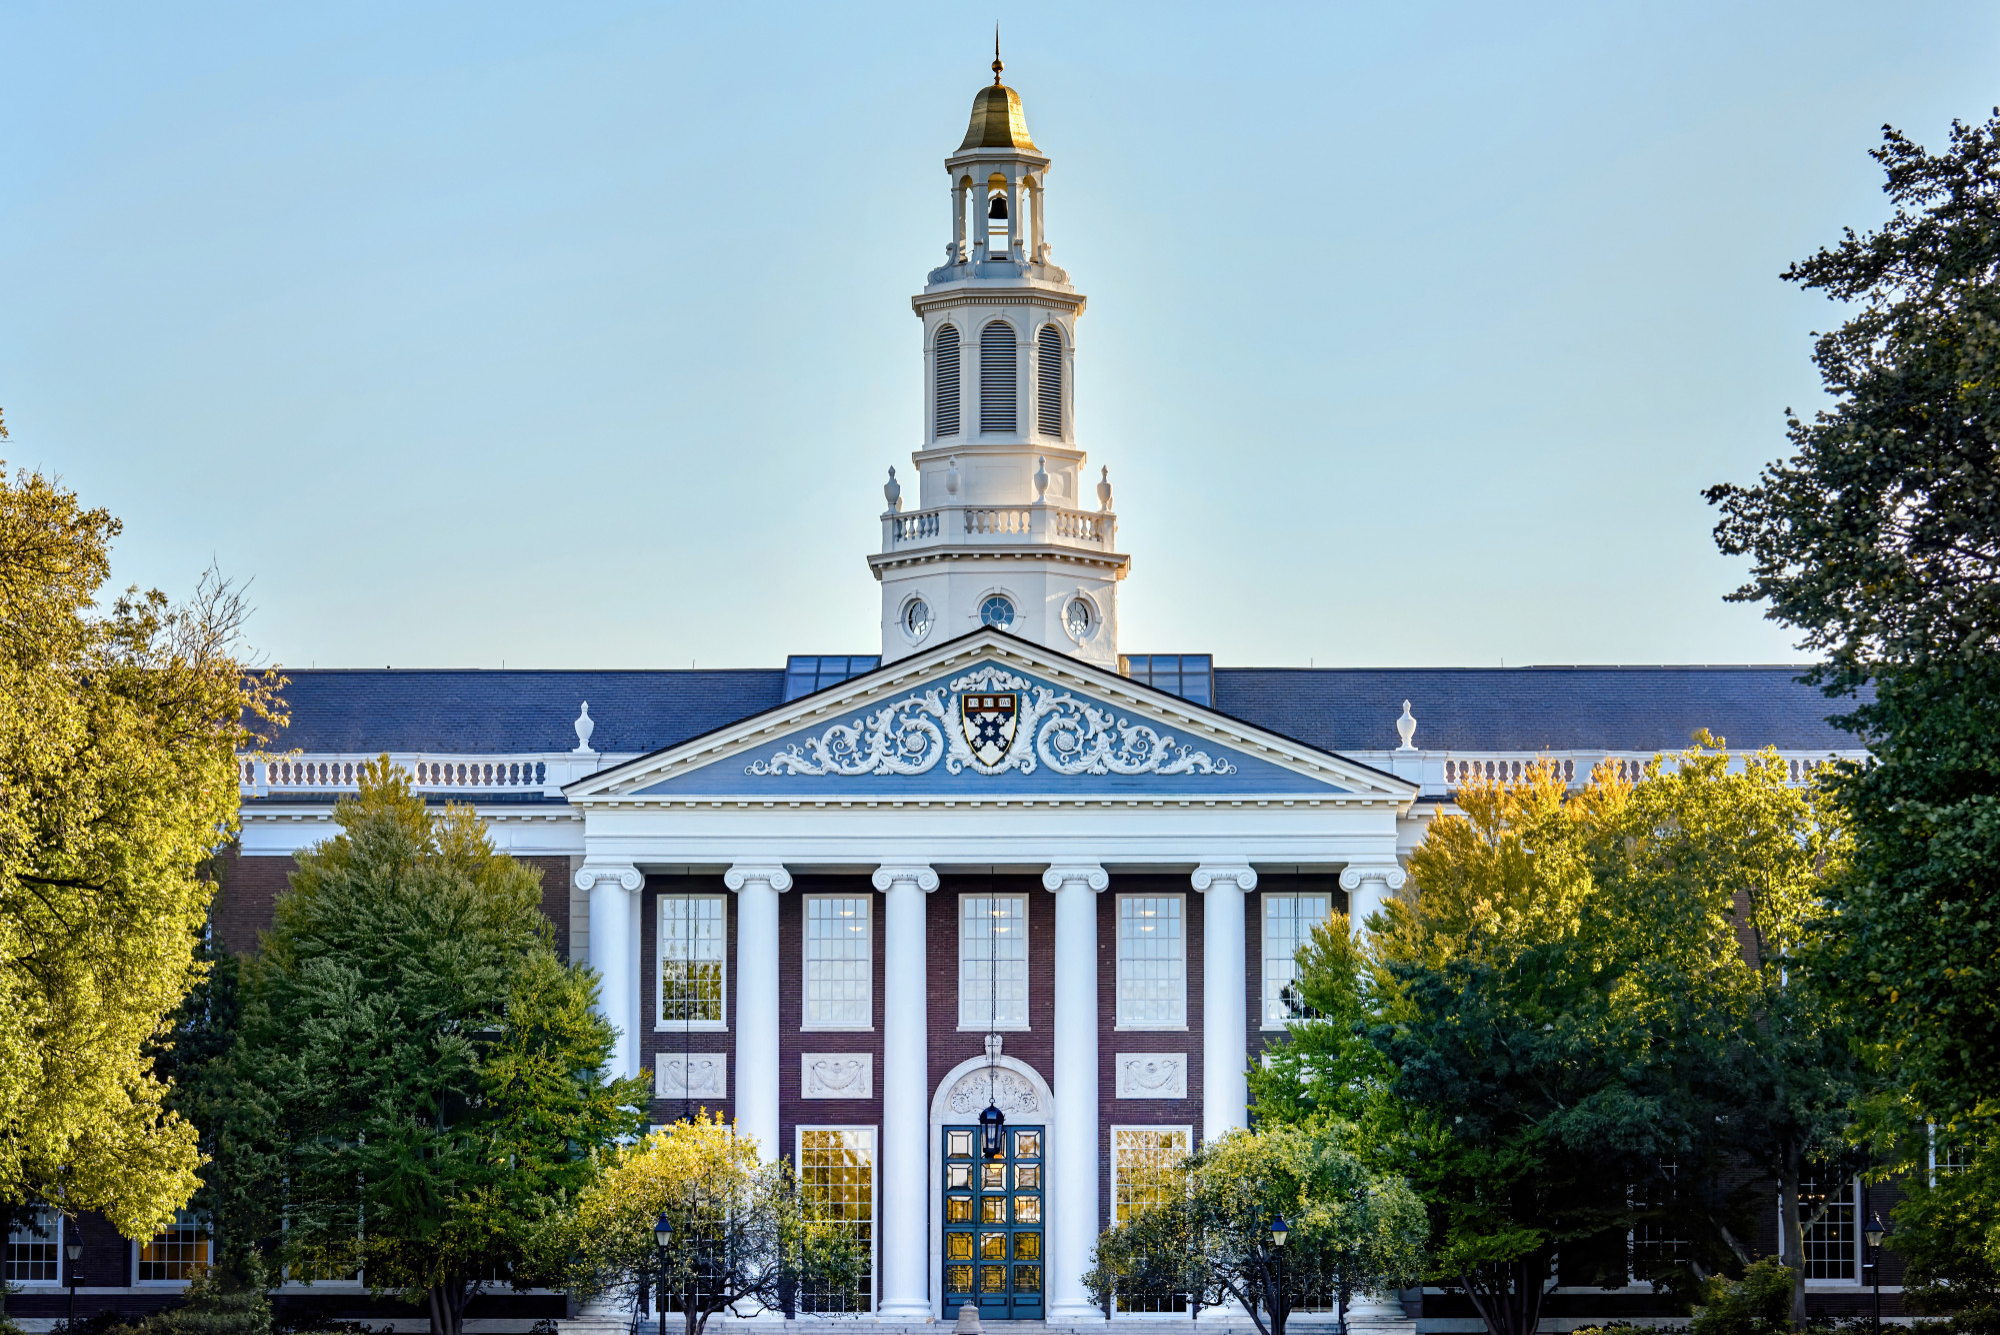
934 324 961 438
980 321 1016 434
1036 325 1063 437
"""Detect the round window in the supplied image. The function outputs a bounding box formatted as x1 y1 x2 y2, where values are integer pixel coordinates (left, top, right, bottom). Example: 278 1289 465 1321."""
979 594 1016 629
1063 597 1094 640
903 597 933 640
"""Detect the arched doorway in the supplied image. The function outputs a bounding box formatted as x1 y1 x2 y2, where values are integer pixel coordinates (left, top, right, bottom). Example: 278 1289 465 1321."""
928 1055 1054 1319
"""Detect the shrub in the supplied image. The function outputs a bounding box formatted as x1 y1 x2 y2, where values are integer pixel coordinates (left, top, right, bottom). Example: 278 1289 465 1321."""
1690 1257 1797 1335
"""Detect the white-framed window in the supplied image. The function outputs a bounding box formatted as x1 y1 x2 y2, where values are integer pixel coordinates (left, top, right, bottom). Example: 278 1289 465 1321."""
1261 892 1333 1029
796 1126 877 1314
1796 1177 1859 1283
1116 894 1185 1029
803 895 872 1030
5 1207 61 1285
1111 1126 1191 1224
1111 1127 1193 1315
958 893 1029 1030
137 1209 211 1284
657 894 727 1030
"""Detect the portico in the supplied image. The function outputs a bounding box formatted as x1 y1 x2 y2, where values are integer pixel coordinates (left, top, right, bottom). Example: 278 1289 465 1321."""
562 630 1418 1317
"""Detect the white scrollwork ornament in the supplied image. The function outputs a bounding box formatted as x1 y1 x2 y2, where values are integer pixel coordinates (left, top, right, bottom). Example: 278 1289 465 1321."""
946 1068 1040 1117
743 667 1237 779
745 689 948 775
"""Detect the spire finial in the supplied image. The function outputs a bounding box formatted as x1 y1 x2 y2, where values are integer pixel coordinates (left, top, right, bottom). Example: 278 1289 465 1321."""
992 27 1003 84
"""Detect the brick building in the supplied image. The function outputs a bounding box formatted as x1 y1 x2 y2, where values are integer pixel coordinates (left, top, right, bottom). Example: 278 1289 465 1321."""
5 62 1908 1335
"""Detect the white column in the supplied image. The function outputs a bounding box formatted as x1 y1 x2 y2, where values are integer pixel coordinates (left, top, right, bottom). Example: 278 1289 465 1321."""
874 863 939 1320
577 863 643 1080
950 175 965 261
1340 862 1408 939
1193 864 1255 1146
1043 862 1108 1322
724 864 791 1163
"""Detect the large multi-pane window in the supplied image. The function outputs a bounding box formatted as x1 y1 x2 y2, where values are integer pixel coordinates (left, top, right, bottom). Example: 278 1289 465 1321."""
1797 1178 1858 1281
804 895 872 1029
959 895 1029 1030
138 1210 211 1283
1262 893 1333 1027
5 1208 59 1284
1111 1129 1192 1313
1630 1165 1690 1282
1116 895 1185 1028
797 1128 876 1313
658 895 727 1028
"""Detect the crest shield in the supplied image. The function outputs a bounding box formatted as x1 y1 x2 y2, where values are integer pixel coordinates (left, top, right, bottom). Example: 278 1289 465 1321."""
959 692 1020 767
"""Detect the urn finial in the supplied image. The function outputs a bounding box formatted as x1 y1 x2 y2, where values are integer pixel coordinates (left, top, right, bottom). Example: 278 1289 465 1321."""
884 466 902 511
574 701 597 753
1396 700 1418 751
945 456 960 496
1034 456 1049 500
1096 465 1112 510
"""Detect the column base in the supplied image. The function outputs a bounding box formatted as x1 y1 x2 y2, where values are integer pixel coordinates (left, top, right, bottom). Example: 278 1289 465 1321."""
875 1300 933 1322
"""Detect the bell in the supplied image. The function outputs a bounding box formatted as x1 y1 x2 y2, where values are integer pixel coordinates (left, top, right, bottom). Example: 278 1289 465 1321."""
955 1302 984 1334
987 193 1008 220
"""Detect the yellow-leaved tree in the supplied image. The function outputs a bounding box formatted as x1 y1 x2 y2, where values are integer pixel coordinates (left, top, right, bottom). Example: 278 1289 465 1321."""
0 426 283 1238
563 1114 868 1335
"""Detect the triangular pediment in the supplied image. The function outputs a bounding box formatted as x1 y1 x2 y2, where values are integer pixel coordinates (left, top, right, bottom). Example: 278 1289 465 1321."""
564 632 1416 805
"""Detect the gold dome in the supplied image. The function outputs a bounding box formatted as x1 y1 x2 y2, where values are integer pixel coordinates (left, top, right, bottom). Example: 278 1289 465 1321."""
958 82 1037 153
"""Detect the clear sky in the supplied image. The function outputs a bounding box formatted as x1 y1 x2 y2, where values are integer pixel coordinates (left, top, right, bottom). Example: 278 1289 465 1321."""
4 1 1996 672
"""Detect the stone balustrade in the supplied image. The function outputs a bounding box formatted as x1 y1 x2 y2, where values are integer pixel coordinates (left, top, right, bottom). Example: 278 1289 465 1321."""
240 751 630 799
1340 747 1868 798
881 502 1118 554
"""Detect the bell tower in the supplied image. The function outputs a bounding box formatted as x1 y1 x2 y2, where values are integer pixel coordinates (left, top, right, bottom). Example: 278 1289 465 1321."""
870 53 1129 667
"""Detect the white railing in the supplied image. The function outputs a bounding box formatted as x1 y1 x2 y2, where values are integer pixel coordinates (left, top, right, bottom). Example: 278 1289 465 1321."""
880 504 1118 554
240 751 632 799
1342 749 1869 798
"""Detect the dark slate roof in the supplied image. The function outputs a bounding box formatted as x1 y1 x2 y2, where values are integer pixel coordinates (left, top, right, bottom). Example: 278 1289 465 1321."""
1211 666 1858 754
255 664 1860 758
259 669 786 754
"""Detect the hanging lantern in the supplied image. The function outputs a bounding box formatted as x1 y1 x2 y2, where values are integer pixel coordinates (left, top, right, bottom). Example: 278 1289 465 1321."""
980 1100 1006 1160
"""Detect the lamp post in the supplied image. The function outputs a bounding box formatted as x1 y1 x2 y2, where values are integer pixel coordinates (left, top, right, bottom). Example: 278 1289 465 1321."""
1269 1217 1290 1335
1864 1212 1889 1335
65 1236 82 1326
653 1213 673 1335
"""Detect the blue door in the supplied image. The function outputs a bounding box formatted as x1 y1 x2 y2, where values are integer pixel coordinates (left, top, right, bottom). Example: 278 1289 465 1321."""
941 1124 1044 1319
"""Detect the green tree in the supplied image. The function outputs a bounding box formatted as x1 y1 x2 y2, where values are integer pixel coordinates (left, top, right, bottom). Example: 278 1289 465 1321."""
1880 1122 2000 1317
1368 763 1704 1335
1084 1125 1424 1335
0 430 282 1237
1705 113 2000 1131
1246 923 1396 1138
560 1114 867 1335
1605 741 1866 1328
241 759 648 1335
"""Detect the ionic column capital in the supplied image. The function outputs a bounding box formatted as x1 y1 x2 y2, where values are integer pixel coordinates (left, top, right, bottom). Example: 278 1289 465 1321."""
1041 863 1109 893
1191 863 1257 893
1339 862 1409 892
871 863 939 893
574 862 642 893
724 863 794 893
